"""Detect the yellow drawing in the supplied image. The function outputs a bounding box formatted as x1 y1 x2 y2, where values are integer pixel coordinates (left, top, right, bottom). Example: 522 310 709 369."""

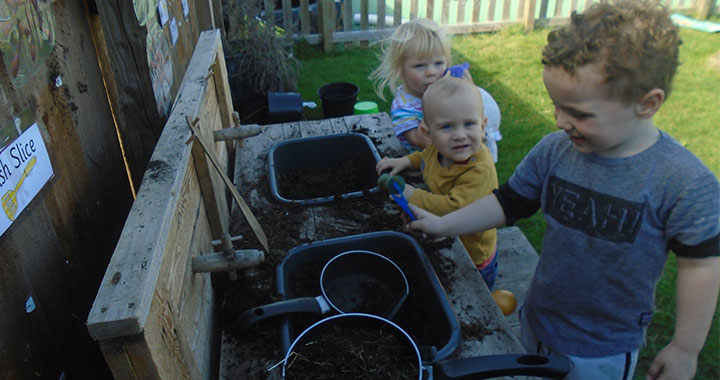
2 155 36 220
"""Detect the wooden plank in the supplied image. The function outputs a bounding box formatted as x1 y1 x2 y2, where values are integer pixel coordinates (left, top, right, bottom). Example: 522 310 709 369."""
282 0 293 32
211 45 237 191
435 238 524 357
233 124 285 191
196 0 216 30
343 0 353 32
524 0 537 32
95 0 165 189
361 0 369 46
394 0 403 26
539 0 550 19
378 0 387 28
142 193 216 380
87 30 224 342
299 117 339 137
488 0 496 21
410 0 418 19
427 0 435 20
458 0 467 23
696 0 712 19
282 121 303 140
187 117 269 252
495 227 539 337
555 0 565 17
442 0 450 24
191 137 225 239
100 335 160 380
321 0 334 52
517 0 526 19
300 0 311 35
472 0 481 22
503 0 512 19
142 152 205 380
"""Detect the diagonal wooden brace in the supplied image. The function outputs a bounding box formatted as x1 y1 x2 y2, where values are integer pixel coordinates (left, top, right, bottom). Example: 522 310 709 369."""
186 116 269 252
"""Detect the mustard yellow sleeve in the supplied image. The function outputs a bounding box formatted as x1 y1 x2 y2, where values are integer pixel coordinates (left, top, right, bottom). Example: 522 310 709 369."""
409 157 498 216
406 150 424 169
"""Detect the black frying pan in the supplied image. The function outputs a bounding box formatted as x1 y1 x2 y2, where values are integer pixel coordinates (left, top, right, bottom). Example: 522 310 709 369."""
237 250 409 328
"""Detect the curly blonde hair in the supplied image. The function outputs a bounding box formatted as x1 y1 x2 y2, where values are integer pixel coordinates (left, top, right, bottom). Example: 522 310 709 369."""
541 0 680 104
370 18 452 101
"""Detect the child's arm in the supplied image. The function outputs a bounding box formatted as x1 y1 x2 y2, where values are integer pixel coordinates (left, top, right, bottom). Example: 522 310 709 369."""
407 193 506 236
402 127 431 149
647 255 720 380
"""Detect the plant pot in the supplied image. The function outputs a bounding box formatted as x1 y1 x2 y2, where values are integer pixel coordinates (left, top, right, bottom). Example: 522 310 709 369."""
318 82 359 118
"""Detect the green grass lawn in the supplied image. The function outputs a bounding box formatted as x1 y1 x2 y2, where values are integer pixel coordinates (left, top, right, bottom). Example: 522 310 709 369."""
293 21 719 379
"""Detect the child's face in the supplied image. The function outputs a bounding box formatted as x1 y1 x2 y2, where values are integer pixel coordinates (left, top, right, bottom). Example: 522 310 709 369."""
423 88 486 165
402 48 447 98
543 64 651 158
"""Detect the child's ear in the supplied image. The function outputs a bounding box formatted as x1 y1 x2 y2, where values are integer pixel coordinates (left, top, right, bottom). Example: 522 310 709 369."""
635 89 665 119
419 120 431 137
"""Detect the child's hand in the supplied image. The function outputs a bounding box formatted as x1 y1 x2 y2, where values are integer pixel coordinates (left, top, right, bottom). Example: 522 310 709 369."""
646 342 697 380
376 156 411 176
405 204 447 236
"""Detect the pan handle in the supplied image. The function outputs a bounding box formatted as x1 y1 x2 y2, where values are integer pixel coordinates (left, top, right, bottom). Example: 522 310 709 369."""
432 353 572 379
237 295 331 329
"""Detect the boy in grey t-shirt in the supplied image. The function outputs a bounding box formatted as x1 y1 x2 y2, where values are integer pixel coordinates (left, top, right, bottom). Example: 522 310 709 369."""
405 1 720 379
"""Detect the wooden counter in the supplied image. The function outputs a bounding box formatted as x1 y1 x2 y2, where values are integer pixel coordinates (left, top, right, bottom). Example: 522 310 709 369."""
220 112 538 379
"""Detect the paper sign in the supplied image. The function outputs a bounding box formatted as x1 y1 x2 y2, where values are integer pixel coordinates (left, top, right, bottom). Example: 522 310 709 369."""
0 123 54 236
170 18 178 45
158 0 170 26
182 0 190 18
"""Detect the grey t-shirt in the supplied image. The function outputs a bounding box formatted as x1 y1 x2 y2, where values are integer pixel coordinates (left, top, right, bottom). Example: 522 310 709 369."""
508 130 719 356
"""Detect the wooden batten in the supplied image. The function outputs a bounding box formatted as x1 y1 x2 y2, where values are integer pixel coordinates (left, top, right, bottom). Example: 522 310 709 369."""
87 30 231 380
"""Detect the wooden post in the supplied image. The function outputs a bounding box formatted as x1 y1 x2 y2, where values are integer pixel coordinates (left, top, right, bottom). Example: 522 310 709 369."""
378 0 387 28
395 0 403 26
300 0 311 35
696 0 712 20
524 0 537 32
361 0 369 46
322 0 335 52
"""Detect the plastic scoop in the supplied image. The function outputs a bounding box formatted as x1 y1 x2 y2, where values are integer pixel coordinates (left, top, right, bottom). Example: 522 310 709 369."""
378 173 416 221
445 62 470 78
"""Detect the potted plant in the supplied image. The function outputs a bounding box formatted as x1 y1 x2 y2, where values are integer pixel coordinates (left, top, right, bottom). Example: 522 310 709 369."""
223 0 301 124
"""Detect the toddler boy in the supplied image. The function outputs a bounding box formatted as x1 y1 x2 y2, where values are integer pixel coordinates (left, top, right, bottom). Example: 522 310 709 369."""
376 76 500 288
406 1 720 379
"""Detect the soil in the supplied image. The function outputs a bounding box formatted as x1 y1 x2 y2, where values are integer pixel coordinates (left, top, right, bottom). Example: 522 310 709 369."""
283 316 419 380
220 134 492 379
277 153 376 200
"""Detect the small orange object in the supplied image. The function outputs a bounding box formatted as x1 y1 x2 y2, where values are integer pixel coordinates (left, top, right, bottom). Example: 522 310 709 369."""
491 289 517 316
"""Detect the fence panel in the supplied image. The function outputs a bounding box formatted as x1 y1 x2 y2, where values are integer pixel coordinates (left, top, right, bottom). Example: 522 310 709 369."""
306 0 713 51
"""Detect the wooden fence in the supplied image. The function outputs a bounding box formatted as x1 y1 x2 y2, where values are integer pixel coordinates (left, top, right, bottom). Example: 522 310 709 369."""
265 0 717 51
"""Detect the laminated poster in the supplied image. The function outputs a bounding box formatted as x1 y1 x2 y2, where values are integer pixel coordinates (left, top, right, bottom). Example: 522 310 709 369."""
0 123 54 236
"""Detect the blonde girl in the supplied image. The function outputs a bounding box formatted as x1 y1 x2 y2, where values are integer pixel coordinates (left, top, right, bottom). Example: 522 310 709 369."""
370 18 501 159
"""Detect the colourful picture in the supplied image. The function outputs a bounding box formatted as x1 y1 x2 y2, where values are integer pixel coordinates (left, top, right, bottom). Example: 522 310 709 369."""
0 0 56 88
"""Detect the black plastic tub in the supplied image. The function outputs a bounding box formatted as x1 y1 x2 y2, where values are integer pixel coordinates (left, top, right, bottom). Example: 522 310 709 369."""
268 133 381 205
276 231 462 362
318 82 359 118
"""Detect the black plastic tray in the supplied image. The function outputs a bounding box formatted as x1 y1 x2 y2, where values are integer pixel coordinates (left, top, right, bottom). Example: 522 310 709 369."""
277 231 462 362
267 133 381 204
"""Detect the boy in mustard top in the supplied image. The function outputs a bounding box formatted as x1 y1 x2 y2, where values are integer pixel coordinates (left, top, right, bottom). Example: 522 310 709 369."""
376 76 499 288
